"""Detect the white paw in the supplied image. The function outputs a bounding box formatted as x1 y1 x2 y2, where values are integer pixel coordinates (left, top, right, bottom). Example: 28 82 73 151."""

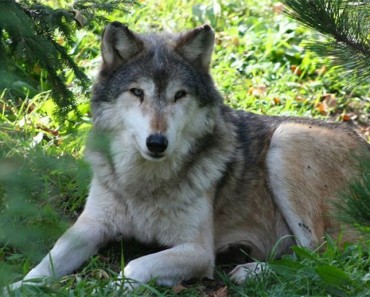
123 259 151 286
5 280 22 292
106 259 151 291
1 281 21 297
2 278 47 297
229 262 266 284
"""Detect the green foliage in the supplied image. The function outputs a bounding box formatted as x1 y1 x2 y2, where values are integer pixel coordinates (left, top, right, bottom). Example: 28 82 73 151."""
283 0 370 86
243 241 370 296
0 93 91 286
0 0 135 118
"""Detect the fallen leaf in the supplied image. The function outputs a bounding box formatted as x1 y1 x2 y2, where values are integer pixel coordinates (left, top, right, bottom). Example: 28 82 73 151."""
345 112 358 121
212 286 228 297
36 124 59 136
315 102 328 115
322 93 337 109
273 97 281 105
295 95 306 102
291 65 302 76
90 269 109 280
215 36 223 45
173 284 187 294
232 36 240 46
360 126 370 139
248 85 267 97
316 66 327 75
342 114 351 122
273 2 285 14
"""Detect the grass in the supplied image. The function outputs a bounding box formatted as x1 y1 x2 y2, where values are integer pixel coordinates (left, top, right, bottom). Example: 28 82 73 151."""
0 0 369 296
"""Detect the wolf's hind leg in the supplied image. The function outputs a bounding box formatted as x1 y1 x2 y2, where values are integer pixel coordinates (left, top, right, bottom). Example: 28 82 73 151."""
229 262 267 284
266 123 360 248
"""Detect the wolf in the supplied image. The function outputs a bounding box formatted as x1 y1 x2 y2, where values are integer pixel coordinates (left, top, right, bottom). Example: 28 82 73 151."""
8 22 370 290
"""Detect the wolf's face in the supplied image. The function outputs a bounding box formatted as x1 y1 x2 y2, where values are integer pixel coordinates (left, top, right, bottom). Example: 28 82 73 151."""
110 74 206 161
92 23 222 161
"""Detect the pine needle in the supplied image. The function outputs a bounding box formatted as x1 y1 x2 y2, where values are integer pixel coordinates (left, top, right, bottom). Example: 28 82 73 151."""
283 0 370 86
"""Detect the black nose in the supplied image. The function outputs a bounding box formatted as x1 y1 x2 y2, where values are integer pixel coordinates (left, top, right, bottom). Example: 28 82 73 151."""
146 134 168 153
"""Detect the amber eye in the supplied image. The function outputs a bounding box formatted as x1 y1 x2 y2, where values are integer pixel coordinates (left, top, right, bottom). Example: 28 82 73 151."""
130 88 144 97
174 90 187 101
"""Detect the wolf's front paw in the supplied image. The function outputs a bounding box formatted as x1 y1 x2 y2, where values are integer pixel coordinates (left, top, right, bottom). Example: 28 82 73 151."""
105 259 151 292
2 281 22 297
122 259 151 289
2 278 46 297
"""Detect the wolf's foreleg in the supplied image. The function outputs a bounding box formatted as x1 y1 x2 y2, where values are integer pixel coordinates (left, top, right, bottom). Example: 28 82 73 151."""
119 242 214 288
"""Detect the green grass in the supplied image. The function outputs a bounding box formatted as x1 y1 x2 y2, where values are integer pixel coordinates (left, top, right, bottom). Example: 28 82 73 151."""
1 0 369 296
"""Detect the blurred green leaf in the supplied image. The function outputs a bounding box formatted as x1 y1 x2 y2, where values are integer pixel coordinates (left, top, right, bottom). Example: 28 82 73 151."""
315 265 352 286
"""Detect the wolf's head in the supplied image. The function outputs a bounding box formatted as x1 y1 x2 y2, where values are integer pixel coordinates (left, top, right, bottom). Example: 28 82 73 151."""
91 22 222 161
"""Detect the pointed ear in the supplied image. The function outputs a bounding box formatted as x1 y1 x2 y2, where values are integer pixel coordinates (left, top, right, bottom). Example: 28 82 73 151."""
175 25 215 72
101 22 143 74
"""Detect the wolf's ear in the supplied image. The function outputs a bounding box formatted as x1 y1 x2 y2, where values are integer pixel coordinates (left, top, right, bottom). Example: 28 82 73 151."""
175 25 215 72
101 22 143 74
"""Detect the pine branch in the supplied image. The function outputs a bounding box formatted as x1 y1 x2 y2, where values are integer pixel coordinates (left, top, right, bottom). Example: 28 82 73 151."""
0 0 136 118
282 0 370 85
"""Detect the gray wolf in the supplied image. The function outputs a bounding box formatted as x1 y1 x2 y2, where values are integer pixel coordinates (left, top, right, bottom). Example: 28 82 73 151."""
7 22 370 290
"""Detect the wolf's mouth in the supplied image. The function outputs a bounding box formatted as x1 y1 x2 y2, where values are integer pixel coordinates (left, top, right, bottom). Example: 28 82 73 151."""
150 153 165 158
142 152 167 162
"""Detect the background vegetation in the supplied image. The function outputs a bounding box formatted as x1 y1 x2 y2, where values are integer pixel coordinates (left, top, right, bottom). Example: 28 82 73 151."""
1 0 369 296
0 0 135 117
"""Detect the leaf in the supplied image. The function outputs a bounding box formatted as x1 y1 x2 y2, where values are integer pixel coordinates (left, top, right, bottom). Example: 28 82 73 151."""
295 95 306 102
270 258 305 277
292 246 315 260
248 85 267 97
273 97 281 105
212 286 228 297
290 65 302 75
315 102 328 115
315 265 352 286
90 269 109 280
322 93 337 109
172 284 187 293
342 114 351 122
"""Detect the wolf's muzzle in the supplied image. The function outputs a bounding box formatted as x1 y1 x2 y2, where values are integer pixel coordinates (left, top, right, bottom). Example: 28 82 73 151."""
146 133 168 154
